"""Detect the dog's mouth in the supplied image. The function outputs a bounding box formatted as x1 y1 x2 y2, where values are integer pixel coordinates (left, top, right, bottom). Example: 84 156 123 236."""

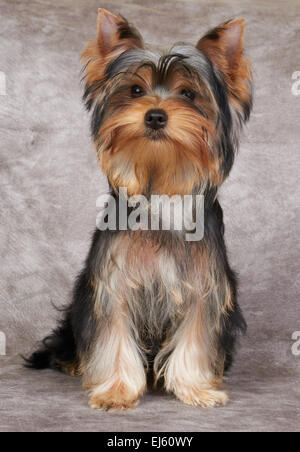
144 128 167 141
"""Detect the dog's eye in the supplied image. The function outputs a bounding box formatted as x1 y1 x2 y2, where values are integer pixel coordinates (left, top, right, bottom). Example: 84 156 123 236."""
131 85 145 98
181 89 196 101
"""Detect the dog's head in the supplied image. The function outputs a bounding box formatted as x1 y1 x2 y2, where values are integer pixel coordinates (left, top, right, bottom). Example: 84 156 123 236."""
83 9 252 196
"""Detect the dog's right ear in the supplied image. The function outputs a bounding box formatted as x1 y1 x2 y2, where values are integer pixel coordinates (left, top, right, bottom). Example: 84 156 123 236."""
97 9 143 56
82 10 143 87
97 9 120 55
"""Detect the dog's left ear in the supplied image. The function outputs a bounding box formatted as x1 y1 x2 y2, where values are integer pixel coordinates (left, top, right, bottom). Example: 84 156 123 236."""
197 19 252 120
197 19 245 75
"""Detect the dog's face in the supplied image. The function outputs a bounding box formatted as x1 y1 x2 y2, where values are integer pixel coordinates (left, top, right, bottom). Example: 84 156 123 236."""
83 9 252 196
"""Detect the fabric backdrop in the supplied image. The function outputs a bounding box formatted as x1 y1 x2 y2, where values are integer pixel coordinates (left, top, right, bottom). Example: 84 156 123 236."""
0 0 299 432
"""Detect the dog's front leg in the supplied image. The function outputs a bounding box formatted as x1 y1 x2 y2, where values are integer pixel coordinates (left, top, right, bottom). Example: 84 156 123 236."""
154 299 229 408
78 275 147 411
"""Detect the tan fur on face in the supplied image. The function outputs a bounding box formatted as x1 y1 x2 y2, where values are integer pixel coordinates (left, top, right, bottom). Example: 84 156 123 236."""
82 18 252 195
98 95 218 196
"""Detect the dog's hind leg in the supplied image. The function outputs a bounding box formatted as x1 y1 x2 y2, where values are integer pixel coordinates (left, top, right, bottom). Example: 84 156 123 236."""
24 308 79 376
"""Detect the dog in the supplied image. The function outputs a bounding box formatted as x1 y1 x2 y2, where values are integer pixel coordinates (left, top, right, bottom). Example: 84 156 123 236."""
26 9 252 410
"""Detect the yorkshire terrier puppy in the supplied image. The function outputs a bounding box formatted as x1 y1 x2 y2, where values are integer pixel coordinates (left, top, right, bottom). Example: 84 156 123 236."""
26 9 252 410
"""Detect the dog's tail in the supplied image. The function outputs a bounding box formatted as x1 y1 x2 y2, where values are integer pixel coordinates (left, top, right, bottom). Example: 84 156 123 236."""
24 311 78 374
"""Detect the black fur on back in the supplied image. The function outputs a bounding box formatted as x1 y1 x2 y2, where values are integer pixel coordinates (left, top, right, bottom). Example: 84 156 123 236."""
205 199 247 371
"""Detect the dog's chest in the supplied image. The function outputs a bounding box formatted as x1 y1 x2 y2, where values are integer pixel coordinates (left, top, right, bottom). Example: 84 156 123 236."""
113 232 186 288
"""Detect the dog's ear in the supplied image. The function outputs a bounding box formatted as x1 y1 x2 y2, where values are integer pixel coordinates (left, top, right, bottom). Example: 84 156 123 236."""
97 9 120 55
97 8 143 56
197 19 245 76
82 10 144 88
197 19 252 121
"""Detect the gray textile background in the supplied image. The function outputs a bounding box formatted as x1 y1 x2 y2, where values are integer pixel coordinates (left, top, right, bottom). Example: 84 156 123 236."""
0 0 299 432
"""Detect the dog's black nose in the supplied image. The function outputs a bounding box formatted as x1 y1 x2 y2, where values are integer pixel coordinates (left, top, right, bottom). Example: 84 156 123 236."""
145 109 168 130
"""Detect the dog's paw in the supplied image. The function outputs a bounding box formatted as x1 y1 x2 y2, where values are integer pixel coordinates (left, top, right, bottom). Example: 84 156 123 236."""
89 395 139 411
88 383 143 411
174 385 229 408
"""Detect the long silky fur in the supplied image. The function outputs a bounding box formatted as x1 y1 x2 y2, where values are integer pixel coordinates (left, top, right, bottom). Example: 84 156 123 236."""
26 13 252 409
